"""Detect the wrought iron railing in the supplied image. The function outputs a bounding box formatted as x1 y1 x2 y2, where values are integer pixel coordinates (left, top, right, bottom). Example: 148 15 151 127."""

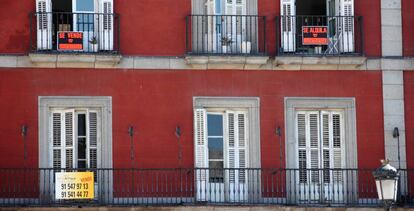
29 12 120 54
0 168 412 206
276 15 364 56
186 15 267 55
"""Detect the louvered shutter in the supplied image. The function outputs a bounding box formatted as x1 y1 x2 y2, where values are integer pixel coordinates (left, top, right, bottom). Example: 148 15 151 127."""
245 0 258 53
227 111 248 202
321 112 331 184
205 0 217 53
296 112 320 183
191 0 204 53
36 0 52 50
194 108 208 201
88 111 98 182
308 112 320 183
280 0 295 52
331 112 343 182
89 111 98 169
296 112 307 183
63 110 75 169
99 0 114 50
340 0 354 52
224 0 247 53
52 112 62 170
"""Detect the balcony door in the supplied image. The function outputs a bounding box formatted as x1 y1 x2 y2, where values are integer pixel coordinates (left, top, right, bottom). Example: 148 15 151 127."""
280 0 354 53
204 0 247 53
35 0 113 51
194 109 249 203
51 109 100 200
72 0 97 52
295 110 345 203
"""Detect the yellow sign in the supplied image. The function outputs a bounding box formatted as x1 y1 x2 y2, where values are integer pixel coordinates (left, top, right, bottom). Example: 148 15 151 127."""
55 172 94 200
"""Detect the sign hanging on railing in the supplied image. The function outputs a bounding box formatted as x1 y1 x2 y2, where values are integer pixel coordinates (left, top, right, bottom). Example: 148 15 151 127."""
57 32 83 51
302 26 328 45
55 172 94 200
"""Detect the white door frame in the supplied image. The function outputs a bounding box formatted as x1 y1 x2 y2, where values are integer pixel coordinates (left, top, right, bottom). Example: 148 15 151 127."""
72 0 99 51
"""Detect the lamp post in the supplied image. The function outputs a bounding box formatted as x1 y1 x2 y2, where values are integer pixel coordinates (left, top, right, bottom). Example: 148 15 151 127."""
373 160 400 211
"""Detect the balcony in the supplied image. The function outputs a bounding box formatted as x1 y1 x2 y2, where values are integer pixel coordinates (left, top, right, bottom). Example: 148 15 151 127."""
276 15 364 56
185 15 268 68
186 15 267 56
29 12 119 54
0 168 413 206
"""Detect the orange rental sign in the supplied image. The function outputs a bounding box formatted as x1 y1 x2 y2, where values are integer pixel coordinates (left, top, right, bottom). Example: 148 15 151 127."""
302 26 328 45
58 32 83 50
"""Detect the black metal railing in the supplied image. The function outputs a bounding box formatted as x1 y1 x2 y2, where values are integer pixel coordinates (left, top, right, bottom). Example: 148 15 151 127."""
276 15 364 56
29 12 120 54
186 15 267 55
0 168 413 206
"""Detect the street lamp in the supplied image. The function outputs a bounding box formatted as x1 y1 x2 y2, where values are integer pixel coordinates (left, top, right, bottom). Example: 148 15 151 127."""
373 160 399 210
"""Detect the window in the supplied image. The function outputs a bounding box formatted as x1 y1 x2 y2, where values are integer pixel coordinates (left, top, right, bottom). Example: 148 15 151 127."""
39 96 112 202
190 0 261 54
35 0 114 52
296 110 345 202
193 97 260 202
280 0 355 54
285 97 357 204
51 109 98 170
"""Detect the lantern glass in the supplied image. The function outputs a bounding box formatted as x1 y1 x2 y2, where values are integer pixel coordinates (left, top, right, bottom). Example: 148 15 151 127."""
375 179 398 201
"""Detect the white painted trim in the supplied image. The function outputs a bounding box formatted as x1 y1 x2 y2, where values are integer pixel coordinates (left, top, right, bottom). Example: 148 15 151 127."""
38 96 112 203
193 96 260 202
284 97 357 204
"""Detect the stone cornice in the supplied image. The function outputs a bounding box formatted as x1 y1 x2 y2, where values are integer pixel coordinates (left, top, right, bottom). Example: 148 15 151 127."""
0 54 413 71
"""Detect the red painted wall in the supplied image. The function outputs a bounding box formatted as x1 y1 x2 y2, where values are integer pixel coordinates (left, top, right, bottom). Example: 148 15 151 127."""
405 71 414 169
0 0 33 54
0 0 381 57
354 0 381 57
115 0 191 56
0 69 384 169
402 0 414 56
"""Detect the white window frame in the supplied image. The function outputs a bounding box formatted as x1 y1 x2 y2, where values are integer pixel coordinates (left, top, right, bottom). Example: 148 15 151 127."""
38 96 112 203
284 97 357 204
193 97 260 202
49 108 99 169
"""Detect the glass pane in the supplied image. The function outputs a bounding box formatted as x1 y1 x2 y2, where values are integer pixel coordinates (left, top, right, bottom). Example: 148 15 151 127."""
78 138 86 159
209 161 224 183
76 0 94 11
78 160 87 169
207 114 223 136
76 14 94 31
208 138 223 159
78 114 86 136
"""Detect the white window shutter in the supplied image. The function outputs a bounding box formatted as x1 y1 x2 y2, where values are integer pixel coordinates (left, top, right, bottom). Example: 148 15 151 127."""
340 0 354 52
308 113 320 183
296 112 307 183
321 112 331 183
52 112 62 169
99 0 114 51
63 110 75 169
227 111 248 202
237 112 247 183
89 111 98 169
332 112 344 182
225 0 232 14
194 108 207 201
36 0 52 50
205 0 217 53
280 0 295 52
